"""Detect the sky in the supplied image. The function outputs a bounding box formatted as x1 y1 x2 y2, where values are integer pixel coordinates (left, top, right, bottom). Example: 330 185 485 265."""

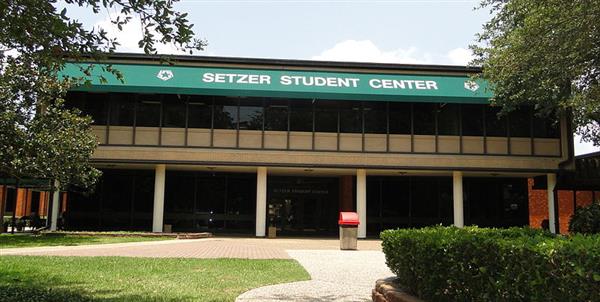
63 0 598 155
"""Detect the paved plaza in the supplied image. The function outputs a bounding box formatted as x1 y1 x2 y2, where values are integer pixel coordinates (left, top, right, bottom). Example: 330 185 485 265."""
1 237 392 301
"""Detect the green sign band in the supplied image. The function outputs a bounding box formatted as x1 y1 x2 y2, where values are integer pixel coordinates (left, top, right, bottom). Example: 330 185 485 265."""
61 63 492 104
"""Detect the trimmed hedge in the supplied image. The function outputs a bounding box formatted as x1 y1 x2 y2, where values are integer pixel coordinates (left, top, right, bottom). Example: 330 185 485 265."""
381 226 600 301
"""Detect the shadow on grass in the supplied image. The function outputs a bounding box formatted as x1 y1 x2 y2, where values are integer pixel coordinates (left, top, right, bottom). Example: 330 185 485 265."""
0 283 227 302
0 234 93 248
1 265 240 302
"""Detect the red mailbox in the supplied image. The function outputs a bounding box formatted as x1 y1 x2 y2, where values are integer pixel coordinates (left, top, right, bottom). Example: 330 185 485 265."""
338 212 360 226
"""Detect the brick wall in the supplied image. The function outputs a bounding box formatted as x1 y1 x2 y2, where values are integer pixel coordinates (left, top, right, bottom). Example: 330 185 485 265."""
2 188 52 218
528 178 599 234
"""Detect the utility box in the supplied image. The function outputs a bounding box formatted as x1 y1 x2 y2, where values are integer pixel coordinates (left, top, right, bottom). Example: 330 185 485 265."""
338 212 359 250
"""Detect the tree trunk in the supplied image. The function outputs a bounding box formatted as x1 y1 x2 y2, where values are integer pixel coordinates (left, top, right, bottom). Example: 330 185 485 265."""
46 179 55 228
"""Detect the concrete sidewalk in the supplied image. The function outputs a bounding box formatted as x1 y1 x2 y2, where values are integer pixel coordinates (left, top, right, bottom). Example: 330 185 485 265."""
237 250 393 302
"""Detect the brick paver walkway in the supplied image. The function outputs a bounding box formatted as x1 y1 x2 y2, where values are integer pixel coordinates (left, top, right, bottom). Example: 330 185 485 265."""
1 237 382 259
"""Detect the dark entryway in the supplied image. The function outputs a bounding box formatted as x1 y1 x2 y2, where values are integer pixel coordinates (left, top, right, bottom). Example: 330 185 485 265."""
267 176 339 236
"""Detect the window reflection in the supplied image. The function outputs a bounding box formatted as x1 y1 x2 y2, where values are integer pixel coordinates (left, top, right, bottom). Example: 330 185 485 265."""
314 100 338 133
213 96 238 129
509 107 532 137
290 100 313 132
364 102 387 134
533 114 559 138
485 106 507 137
162 94 186 128
461 104 484 136
187 96 212 128
136 94 161 127
413 103 436 135
238 98 263 130
389 103 411 134
340 101 362 133
265 99 289 131
437 103 460 135
109 93 135 126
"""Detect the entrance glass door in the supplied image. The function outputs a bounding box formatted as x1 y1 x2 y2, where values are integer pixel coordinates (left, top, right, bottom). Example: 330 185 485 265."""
267 176 339 236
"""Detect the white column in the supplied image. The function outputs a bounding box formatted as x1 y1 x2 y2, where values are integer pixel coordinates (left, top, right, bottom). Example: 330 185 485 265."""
152 164 166 233
255 167 267 237
547 173 557 234
357 168 367 238
50 180 60 231
453 171 464 228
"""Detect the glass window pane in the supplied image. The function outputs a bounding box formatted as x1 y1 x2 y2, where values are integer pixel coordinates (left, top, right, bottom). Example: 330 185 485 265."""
437 180 453 224
364 102 387 134
533 115 559 138
227 176 256 216
461 104 484 136
413 103 436 135
410 178 439 219
225 176 256 232
381 178 410 218
66 92 108 125
238 98 263 130
340 101 362 133
485 106 507 137
314 100 338 133
437 103 459 135
136 94 161 127
367 179 382 217
290 99 313 132
133 173 154 213
162 94 186 128
164 171 195 231
265 99 289 131
213 96 238 129
389 102 411 134
165 171 195 213
196 175 226 214
109 93 135 126
509 107 531 137
83 93 109 125
103 171 133 213
187 96 212 129
64 92 86 111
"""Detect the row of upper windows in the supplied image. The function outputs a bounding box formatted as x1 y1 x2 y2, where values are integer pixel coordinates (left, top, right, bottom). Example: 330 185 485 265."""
65 92 560 138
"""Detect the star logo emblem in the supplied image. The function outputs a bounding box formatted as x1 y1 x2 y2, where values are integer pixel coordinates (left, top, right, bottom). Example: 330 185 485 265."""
464 80 480 92
156 70 174 81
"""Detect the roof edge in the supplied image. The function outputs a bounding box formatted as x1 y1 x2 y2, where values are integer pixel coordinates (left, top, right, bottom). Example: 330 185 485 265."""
575 150 600 159
86 52 482 74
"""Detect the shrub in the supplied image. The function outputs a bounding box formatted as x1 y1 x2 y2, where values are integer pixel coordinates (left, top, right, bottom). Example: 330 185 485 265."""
569 202 600 234
381 226 600 301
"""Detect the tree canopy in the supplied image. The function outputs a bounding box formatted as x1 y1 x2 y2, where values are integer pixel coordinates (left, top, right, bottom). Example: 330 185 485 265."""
0 0 205 189
472 0 600 145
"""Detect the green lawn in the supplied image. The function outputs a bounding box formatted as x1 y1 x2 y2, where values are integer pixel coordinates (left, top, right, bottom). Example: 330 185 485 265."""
0 256 310 302
0 234 172 249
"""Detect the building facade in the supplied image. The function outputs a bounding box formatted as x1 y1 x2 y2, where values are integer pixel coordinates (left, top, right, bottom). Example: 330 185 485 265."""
11 54 576 237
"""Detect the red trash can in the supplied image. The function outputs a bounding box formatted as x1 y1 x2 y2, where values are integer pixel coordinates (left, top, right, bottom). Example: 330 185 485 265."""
338 212 359 250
